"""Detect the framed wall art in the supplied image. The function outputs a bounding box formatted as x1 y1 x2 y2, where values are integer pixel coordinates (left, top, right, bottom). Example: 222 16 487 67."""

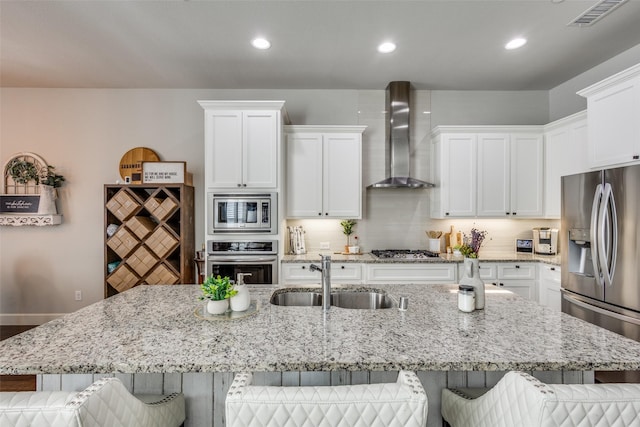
142 161 187 184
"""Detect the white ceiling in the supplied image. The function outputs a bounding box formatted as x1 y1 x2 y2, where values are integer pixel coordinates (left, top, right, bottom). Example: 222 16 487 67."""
2 0 640 90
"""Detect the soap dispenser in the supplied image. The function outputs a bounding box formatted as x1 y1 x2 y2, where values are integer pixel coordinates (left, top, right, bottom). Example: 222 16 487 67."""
230 273 252 312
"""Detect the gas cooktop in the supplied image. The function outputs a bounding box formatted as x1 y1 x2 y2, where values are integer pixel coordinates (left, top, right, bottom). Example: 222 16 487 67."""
371 249 441 259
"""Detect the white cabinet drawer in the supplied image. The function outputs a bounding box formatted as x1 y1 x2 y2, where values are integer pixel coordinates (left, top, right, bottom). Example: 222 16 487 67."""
540 264 561 283
366 263 457 284
281 263 363 284
458 262 497 281
497 263 536 280
495 280 537 300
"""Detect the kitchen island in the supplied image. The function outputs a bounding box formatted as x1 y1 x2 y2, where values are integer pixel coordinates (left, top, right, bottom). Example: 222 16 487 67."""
2 283 640 427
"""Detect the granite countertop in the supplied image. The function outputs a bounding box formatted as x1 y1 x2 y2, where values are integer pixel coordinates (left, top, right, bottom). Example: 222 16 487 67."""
2 283 639 375
282 251 561 265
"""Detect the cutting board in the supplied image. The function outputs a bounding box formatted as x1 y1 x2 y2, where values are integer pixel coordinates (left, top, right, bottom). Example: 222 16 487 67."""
119 147 160 183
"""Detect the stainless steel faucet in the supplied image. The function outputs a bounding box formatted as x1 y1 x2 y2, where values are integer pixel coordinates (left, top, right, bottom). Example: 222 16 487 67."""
309 255 331 311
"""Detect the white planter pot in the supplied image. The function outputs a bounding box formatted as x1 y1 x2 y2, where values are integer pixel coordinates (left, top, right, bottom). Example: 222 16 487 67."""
37 185 57 215
206 299 229 315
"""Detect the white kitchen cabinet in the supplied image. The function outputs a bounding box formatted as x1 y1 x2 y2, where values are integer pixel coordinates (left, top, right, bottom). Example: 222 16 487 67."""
539 264 561 311
474 262 537 301
285 126 365 219
495 262 537 301
457 261 497 282
365 263 457 285
432 126 543 219
200 101 286 189
577 63 640 168
281 262 364 285
430 132 477 218
543 111 588 218
510 133 544 217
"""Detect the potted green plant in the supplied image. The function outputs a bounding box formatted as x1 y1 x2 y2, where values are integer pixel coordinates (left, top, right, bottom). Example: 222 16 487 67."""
199 275 238 314
340 219 356 253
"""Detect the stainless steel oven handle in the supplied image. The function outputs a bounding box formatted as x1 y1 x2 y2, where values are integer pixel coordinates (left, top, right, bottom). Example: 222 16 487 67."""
209 256 277 262
563 292 640 326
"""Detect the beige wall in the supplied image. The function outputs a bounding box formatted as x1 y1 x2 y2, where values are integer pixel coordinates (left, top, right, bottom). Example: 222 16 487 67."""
0 87 552 324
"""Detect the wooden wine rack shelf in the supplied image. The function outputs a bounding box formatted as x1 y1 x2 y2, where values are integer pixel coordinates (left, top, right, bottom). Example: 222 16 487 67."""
104 184 195 297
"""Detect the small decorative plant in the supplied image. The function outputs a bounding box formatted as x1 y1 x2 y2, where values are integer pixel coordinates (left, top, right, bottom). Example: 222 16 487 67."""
340 219 356 246
38 165 66 188
199 275 237 301
7 159 65 188
459 228 488 258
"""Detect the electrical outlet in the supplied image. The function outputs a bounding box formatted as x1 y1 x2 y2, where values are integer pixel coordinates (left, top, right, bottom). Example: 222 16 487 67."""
320 242 330 249
75 290 82 301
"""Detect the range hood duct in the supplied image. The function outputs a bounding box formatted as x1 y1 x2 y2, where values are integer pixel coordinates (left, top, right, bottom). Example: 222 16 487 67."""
368 81 435 189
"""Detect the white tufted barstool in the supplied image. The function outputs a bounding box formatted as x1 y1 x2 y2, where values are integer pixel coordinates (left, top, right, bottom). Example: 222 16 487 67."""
442 371 640 427
0 377 185 427
226 370 428 427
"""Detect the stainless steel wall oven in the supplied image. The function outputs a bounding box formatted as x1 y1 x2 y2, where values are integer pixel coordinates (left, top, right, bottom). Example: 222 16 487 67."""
207 240 278 284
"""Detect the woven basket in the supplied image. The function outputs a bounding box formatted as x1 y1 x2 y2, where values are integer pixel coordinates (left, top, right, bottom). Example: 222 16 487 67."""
146 226 179 258
126 245 158 277
126 216 156 240
105 189 140 221
144 196 178 222
145 263 179 285
106 264 139 293
107 227 139 258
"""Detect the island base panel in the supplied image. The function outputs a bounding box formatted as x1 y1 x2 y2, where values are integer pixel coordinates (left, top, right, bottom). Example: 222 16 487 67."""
37 370 594 427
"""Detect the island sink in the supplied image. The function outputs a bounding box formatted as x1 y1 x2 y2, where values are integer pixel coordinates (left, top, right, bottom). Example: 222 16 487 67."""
270 288 394 309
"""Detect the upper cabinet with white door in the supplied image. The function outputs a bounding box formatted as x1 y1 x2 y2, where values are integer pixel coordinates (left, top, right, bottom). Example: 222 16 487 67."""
543 111 588 218
577 63 640 168
285 125 366 219
431 126 543 219
199 101 287 189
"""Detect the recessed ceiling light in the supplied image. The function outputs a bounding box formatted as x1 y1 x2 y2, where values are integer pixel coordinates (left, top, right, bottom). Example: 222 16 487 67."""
377 42 396 53
251 38 271 50
505 38 527 50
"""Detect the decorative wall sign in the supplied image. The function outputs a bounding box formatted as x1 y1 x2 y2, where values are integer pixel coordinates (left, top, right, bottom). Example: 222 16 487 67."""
142 161 186 184
119 147 160 184
0 195 40 213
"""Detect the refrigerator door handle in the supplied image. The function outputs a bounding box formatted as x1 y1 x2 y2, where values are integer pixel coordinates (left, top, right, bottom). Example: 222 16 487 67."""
590 184 603 284
598 183 617 288
562 292 640 326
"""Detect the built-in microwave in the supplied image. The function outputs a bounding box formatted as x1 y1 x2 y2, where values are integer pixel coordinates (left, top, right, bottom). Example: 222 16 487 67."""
208 192 277 234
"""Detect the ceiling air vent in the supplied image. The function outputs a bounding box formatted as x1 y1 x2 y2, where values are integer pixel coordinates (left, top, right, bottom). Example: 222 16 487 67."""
568 0 629 27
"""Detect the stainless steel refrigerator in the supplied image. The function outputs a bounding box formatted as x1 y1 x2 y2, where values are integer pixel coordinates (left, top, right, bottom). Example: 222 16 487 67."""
561 165 640 342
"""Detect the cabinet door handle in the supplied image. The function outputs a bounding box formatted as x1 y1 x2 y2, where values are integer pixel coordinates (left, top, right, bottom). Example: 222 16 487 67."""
550 267 556 271
243 184 247 187
325 213 328 216
445 212 450 216
512 212 517 215
301 266 306 269
318 213 322 216
506 212 510 215
633 155 639 160
237 183 242 187
341 266 345 269
515 265 520 269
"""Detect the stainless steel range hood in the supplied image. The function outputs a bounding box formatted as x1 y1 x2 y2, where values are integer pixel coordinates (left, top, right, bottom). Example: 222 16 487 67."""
368 81 435 189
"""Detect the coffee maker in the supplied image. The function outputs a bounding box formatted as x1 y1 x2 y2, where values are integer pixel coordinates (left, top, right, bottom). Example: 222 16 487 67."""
532 227 558 255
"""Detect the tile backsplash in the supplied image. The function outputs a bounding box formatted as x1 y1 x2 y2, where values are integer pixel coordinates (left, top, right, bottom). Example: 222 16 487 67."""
286 217 560 254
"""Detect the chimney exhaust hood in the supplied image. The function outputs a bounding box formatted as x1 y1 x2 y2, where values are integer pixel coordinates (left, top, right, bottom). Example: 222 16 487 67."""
368 81 435 189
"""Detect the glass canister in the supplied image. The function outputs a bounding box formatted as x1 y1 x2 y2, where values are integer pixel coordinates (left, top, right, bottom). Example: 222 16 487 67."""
458 285 475 313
